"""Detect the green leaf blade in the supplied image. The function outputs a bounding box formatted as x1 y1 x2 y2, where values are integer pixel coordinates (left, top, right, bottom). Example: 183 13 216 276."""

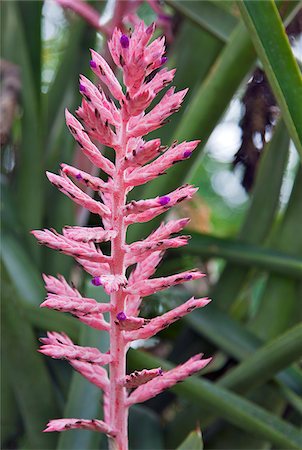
238 0 302 158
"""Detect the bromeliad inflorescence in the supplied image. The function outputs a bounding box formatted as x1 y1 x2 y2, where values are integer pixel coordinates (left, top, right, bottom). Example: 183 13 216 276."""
32 21 211 450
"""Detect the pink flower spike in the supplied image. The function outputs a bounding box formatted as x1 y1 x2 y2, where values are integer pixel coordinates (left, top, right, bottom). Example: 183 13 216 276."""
65 109 116 171
39 332 111 365
127 354 212 406
125 297 211 341
125 235 190 266
70 360 109 392
41 294 111 331
115 313 149 331
44 418 116 436
32 229 110 263
127 270 205 298
63 225 116 243
42 273 78 297
61 163 109 192
46 171 111 216
124 185 198 224
33 20 211 449
123 367 163 389
89 49 124 101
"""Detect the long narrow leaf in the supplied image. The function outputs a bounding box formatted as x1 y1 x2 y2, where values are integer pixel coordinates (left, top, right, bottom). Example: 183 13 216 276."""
184 232 302 278
238 1 302 158
166 0 238 43
211 120 289 309
128 350 302 449
219 323 302 394
2 267 60 449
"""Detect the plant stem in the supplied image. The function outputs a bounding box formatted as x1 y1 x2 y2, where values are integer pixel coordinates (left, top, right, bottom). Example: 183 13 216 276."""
109 111 129 450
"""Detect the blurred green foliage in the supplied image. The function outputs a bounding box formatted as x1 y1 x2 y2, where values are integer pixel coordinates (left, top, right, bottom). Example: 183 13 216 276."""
1 1 302 449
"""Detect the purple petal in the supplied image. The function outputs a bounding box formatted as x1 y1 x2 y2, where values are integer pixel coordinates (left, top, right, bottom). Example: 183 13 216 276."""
117 311 127 321
79 84 86 93
161 57 168 65
183 150 192 158
159 196 170 206
90 60 97 69
76 173 82 180
91 276 102 286
120 35 129 49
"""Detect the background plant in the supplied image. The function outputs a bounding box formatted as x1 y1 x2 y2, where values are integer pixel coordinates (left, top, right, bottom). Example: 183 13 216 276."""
1 1 302 449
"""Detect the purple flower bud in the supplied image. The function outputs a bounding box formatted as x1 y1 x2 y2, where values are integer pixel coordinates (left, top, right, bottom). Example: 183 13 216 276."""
159 196 170 206
117 311 127 321
90 60 97 69
76 173 82 180
158 368 163 376
91 276 102 286
120 35 129 49
183 150 192 159
161 56 168 65
79 84 86 93
184 274 193 280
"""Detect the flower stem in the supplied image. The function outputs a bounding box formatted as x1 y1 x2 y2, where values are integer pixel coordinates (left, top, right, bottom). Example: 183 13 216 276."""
109 113 129 450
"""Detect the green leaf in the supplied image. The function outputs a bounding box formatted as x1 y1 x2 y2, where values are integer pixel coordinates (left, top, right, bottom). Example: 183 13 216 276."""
1 360 19 446
166 0 238 43
238 0 302 158
44 19 85 137
128 350 302 449
219 323 302 394
2 2 44 260
184 232 302 278
1 266 60 449
1 230 44 305
23 302 80 342
176 429 203 450
251 165 302 339
176 296 301 393
129 405 164 449
17 1 42 97
210 119 289 309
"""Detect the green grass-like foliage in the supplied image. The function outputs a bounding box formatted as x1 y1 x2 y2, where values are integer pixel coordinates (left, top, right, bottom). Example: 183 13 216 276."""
1 1 301 448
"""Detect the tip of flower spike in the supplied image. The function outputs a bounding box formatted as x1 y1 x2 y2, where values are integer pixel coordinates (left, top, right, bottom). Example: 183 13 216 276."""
91 276 102 286
146 22 155 35
159 196 170 206
120 34 129 49
179 218 191 228
116 311 127 321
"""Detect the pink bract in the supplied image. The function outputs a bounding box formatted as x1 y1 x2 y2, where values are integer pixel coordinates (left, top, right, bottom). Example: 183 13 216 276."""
32 21 211 450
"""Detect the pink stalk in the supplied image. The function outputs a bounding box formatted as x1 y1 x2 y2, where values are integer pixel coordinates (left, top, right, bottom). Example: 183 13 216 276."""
32 21 211 450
